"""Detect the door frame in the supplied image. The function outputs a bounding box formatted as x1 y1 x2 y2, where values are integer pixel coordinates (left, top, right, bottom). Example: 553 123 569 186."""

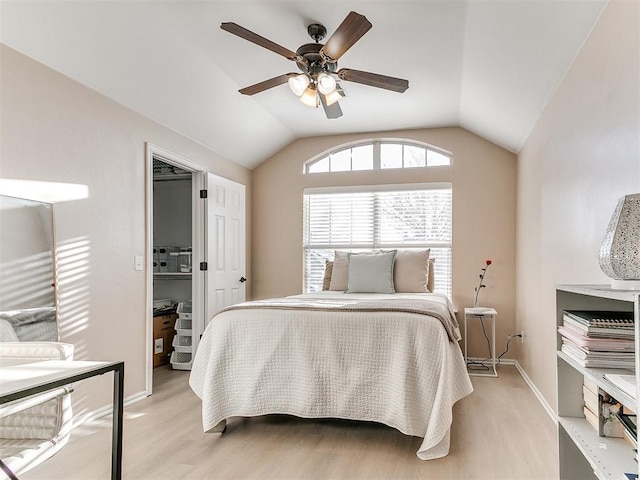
144 143 206 395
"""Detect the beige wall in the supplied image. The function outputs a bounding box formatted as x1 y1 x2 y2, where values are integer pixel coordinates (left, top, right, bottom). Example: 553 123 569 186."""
516 0 640 410
0 45 252 415
253 127 517 358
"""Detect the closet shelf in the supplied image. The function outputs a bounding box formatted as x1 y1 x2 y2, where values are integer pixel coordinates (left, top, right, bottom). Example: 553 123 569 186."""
153 174 191 182
153 272 192 280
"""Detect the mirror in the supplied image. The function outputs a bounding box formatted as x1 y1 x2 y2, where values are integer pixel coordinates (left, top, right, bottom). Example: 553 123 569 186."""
0 195 57 341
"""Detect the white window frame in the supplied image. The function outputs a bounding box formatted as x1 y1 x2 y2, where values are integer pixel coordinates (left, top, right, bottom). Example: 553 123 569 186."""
304 139 452 174
303 183 453 298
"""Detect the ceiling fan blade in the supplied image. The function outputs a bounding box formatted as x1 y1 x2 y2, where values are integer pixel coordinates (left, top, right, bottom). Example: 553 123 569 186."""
221 22 298 61
239 73 298 95
320 11 372 62
337 68 409 93
319 94 343 119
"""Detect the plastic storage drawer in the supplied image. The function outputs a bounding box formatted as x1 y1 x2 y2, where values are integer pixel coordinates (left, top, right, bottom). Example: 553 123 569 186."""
177 301 192 320
170 351 192 370
175 317 192 331
172 335 192 353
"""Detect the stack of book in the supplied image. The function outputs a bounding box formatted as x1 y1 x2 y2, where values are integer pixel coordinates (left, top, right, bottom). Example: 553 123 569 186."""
559 310 635 369
604 373 637 400
582 376 600 432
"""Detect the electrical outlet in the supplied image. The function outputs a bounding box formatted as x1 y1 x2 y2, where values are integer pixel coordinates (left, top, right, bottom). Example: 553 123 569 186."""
520 331 525 344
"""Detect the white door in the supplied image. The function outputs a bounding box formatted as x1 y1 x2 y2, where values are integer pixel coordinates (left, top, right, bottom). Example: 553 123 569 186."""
205 173 246 328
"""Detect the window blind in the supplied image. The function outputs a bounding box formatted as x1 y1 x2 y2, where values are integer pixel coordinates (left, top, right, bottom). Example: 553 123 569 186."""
303 185 452 297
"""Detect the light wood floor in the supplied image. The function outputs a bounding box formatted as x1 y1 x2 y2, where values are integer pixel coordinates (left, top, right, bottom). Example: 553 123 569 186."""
22 365 558 480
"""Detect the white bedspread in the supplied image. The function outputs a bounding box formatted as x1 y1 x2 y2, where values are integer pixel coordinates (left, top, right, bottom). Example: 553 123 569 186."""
189 292 473 460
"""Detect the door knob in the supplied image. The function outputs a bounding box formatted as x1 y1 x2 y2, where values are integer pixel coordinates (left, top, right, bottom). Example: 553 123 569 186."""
239 277 247 283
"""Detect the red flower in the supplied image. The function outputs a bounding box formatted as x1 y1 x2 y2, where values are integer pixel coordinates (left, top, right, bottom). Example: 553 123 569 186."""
474 260 493 307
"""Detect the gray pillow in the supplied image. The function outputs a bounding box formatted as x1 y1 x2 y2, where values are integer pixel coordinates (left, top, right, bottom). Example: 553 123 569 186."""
347 250 397 293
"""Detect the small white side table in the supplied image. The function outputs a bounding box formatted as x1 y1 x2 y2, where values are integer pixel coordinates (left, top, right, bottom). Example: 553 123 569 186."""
464 307 498 377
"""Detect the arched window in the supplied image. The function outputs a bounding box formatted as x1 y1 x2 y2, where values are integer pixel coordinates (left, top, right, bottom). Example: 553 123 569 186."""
304 140 451 174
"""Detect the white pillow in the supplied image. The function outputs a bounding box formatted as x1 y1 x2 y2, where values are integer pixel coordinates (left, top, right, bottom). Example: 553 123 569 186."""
328 250 350 291
393 249 430 293
347 250 397 294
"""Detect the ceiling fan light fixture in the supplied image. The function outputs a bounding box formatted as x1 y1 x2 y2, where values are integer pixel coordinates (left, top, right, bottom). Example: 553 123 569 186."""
221 12 409 119
299 85 319 108
317 73 337 95
288 74 310 96
324 82 345 106
323 88 344 106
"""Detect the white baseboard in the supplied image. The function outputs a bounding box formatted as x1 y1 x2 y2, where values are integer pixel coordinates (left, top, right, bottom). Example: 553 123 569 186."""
514 361 558 424
71 390 149 428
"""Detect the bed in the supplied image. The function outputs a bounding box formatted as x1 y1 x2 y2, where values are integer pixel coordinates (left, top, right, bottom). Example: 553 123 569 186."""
189 250 473 460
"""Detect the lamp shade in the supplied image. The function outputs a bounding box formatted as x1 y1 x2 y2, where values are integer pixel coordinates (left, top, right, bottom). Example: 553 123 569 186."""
299 85 319 107
288 74 310 96
323 89 343 106
599 193 640 288
317 73 336 95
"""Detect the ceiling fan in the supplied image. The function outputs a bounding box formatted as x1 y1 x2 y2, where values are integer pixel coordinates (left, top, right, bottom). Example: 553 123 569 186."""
220 11 409 119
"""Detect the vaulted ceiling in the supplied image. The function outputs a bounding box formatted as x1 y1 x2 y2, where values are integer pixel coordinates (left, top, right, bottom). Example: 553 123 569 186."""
1 1 606 169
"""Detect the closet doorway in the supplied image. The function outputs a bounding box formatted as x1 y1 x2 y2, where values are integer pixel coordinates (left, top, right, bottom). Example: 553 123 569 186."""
145 144 246 395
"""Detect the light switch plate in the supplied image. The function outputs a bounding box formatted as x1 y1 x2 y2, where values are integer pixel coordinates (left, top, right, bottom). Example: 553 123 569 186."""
134 255 144 271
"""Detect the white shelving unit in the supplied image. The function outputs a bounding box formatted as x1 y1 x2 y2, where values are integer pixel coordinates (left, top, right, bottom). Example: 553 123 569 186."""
556 284 639 480
170 301 193 370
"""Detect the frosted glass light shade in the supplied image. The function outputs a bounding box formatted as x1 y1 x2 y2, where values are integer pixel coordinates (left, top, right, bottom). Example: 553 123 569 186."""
288 74 310 96
599 193 640 288
317 73 336 95
323 90 343 106
299 86 319 107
